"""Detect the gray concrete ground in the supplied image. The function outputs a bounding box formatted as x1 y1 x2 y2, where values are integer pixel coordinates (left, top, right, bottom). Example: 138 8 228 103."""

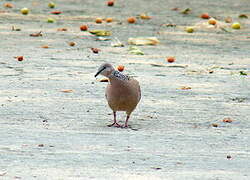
0 0 250 179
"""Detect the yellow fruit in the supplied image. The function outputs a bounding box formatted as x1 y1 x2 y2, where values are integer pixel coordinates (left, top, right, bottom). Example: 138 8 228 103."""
208 18 217 25
231 22 241 29
185 27 194 33
20 8 29 15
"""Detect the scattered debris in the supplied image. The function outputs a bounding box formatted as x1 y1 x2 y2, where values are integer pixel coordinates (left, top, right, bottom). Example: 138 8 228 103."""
128 46 144 55
111 37 124 47
223 118 233 123
89 30 112 36
180 86 191 90
181 8 192 15
68 42 76 46
239 71 247 75
128 37 159 45
57 28 68 31
211 123 218 127
61 89 73 93
238 14 248 19
30 31 42 37
91 47 100 53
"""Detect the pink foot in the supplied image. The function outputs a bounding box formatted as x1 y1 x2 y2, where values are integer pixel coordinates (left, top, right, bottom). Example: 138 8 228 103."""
107 122 121 127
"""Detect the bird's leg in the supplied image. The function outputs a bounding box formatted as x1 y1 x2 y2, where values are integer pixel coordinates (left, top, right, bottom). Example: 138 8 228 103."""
123 115 130 128
108 111 121 127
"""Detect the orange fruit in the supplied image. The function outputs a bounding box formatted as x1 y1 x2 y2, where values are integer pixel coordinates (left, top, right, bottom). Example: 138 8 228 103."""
127 17 136 24
167 56 175 63
95 18 102 24
208 18 216 25
106 18 113 23
80 25 88 31
117 65 124 72
200 13 210 19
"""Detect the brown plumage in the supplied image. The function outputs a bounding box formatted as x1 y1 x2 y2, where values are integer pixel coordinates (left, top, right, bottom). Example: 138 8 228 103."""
95 63 141 128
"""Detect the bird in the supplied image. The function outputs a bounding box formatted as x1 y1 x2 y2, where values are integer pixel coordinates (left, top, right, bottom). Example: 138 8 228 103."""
95 63 141 128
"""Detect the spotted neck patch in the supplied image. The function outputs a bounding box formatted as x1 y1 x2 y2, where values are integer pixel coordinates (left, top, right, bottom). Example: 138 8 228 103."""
109 70 130 81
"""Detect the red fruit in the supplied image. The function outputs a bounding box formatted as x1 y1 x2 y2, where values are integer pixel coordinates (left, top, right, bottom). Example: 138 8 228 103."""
80 25 88 31
167 56 175 63
91 48 100 53
200 13 210 19
117 65 124 72
51 11 62 15
107 1 114 6
16 56 24 61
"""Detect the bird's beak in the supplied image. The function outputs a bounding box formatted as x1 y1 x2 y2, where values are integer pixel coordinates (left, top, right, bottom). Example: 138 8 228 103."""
94 67 105 77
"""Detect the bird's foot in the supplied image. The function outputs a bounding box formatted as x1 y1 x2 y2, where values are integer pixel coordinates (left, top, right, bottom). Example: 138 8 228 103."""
107 122 121 127
121 124 129 128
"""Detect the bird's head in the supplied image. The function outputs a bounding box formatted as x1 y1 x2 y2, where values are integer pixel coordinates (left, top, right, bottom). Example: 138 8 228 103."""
95 63 115 78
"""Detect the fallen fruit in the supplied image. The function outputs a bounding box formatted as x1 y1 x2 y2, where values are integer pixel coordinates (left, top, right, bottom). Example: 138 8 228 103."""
47 18 55 23
80 25 88 31
208 18 217 25
91 48 100 53
48 2 55 8
16 56 24 61
20 8 29 15
117 65 125 72
51 11 62 15
106 17 113 23
222 118 233 123
107 1 114 6
38 144 44 147
200 13 210 19
95 18 103 24
231 22 241 29
127 17 136 24
42 45 49 48
68 42 76 46
185 27 194 33
225 17 232 23
167 56 175 63
4 3 13 8
211 123 218 127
